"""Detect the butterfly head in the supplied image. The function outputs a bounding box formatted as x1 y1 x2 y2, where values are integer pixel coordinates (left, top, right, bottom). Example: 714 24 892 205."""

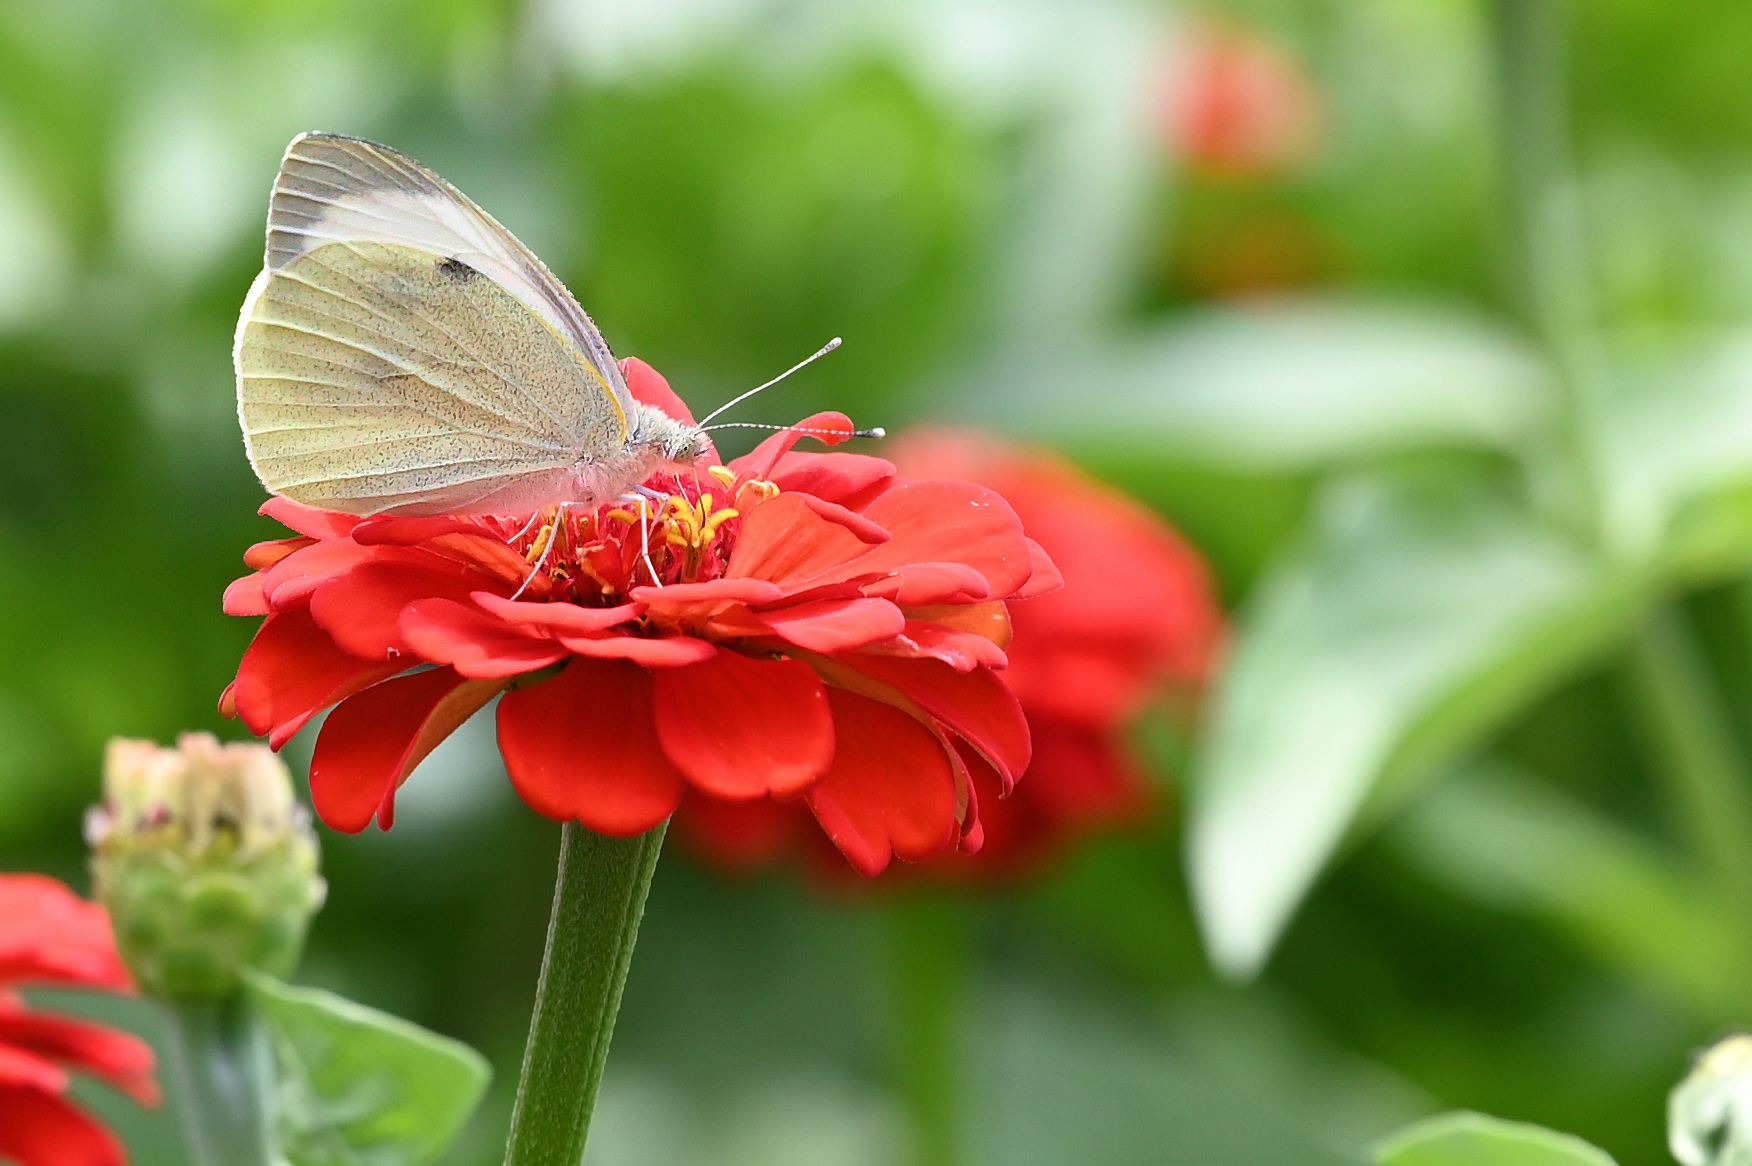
629 401 713 469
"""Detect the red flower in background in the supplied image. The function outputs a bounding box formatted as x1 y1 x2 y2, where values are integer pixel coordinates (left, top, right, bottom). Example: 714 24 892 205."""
222 360 1056 876
1159 15 1320 178
0 873 159 1166
676 427 1224 878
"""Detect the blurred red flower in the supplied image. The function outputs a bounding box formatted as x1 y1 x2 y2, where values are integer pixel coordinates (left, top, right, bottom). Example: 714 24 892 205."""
222 360 1056 876
0 873 159 1166
1160 15 1320 178
676 427 1224 878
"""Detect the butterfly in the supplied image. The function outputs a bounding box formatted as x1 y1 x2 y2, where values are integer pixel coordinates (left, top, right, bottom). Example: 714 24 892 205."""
233 132 709 518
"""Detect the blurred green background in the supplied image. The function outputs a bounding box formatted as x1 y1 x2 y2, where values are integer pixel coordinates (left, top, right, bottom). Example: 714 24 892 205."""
10 0 1752 1163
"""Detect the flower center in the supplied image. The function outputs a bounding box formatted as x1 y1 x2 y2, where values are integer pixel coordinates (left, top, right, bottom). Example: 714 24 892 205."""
507 465 778 606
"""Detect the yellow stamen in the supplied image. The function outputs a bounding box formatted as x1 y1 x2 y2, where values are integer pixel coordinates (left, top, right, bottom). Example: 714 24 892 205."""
707 465 736 488
701 507 739 539
605 508 639 525
525 524 554 563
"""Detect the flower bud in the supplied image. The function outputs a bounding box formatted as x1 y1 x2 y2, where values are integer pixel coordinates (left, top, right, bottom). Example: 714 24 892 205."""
1672 1034 1752 1166
88 733 326 999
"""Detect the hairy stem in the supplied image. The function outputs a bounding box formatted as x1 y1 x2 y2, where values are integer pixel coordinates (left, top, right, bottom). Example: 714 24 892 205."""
161 993 274 1166
502 820 667 1166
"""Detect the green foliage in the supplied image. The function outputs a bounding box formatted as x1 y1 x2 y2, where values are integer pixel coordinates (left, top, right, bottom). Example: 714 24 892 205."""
11 0 1752 1163
244 970 491 1166
1374 1112 1618 1166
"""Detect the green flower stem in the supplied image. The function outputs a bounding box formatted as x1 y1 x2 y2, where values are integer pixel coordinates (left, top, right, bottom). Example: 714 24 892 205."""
1490 0 1608 535
161 993 275 1166
503 820 667 1166
891 895 972 1166
1629 605 1752 910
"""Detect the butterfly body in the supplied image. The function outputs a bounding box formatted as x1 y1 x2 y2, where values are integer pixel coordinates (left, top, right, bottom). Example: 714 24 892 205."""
234 132 707 518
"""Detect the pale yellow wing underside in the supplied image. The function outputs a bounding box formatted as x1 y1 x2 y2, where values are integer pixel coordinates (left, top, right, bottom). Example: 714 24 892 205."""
263 132 632 418
237 239 621 515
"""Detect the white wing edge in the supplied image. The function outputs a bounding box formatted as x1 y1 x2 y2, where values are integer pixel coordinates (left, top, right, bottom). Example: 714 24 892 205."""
234 266 274 490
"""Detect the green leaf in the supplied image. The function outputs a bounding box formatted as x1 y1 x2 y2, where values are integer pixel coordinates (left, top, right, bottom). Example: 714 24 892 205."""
242 970 490 1166
1391 761 1748 1018
1374 1111 1618 1166
1187 475 1638 976
958 297 1553 469
1596 331 1752 563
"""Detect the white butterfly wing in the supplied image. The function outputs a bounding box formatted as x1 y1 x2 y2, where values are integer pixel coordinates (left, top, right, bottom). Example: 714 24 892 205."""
264 132 632 412
235 132 634 517
238 239 617 516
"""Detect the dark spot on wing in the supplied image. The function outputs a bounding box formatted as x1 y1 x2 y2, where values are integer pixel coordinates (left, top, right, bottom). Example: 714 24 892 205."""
436 256 476 282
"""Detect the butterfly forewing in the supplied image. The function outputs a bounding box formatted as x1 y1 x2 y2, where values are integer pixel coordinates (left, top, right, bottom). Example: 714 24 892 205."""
265 133 630 410
237 240 619 516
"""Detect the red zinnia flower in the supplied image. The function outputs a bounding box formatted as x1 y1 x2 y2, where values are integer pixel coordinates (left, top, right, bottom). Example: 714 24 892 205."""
0 873 159 1166
676 426 1225 878
1159 16 1320 178
221 360 1056 876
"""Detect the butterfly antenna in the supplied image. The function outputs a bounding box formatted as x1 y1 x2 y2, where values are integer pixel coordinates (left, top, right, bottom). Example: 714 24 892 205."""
696 337 843 429
703 421 886 439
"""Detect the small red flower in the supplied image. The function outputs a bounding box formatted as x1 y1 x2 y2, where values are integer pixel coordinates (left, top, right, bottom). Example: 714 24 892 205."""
676 427 1224 878
221 360 1054 876
1159 16 1320 178
0 873 159 1166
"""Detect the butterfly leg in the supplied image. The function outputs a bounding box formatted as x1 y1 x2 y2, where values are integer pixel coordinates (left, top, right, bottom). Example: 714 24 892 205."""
509 504 568 601
634 496 663 589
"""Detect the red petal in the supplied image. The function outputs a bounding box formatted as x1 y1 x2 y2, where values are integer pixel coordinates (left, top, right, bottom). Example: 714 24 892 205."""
308 668 505 833
805 689 957 875
471 593 644 636
558 634 718 667
0 877 132 992
260 496 362 540
242 536 312 570
222 573 269 616
1023 717 1151 827
793 494 890 544
883 561 989 605
351 516 486 545
620 356 699 427
497 659 684 834
858 620 1009 671
231 609 405 748
1015 537 1064 598
674 789 810 870
0 1007 157 1105
310 556 489 661
0 1046 64 1093
0 1087 126 1166
756 598 905 653
651 652 833 799
630 578 785 610
399 599 568 678
1001 642 1159 725
766 451 894 510
843 479 1031 600
846 657 1030 791
725 494 874 587
730 411 856 481
260 538 379 609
